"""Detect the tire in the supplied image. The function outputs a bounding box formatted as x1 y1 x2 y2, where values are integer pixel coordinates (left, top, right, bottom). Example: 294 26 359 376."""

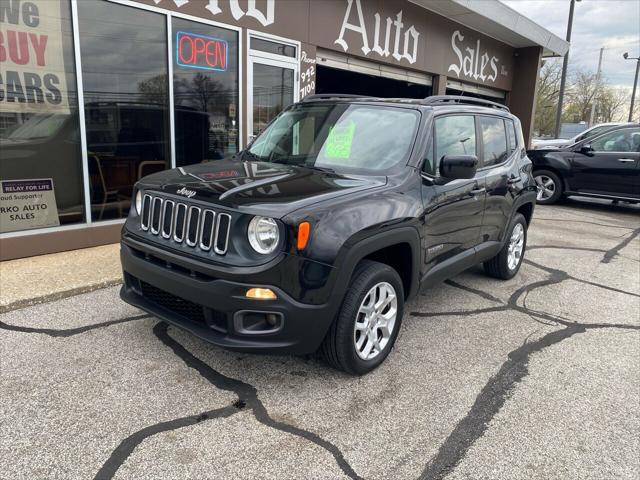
483 213 527 280
533 169 563 205
321 260 404 375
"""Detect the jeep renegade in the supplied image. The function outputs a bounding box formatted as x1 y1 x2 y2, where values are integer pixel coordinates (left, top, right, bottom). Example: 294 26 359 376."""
120 94 537 375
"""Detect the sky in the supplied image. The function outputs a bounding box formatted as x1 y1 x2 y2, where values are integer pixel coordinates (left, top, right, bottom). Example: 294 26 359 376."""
503 0 640 89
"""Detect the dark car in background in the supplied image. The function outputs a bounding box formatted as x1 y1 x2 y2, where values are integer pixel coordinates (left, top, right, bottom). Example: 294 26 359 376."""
528 124 640 204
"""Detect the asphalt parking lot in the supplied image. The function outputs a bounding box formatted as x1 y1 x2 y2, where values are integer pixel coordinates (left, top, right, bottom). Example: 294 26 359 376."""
1 198 639 480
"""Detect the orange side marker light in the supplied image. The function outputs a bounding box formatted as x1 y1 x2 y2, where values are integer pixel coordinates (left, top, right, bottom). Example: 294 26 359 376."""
297 222 311 250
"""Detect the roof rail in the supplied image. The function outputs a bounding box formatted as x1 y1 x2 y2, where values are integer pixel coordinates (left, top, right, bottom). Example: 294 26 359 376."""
422 95 510 112
301 93 373 102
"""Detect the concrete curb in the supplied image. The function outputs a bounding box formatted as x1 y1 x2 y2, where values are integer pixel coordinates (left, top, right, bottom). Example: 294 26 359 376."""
0 279 123 315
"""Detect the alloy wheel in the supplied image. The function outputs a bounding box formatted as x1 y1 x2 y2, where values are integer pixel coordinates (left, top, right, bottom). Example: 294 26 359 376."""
507 223 525 271
535 174 556 201
353 282 398 361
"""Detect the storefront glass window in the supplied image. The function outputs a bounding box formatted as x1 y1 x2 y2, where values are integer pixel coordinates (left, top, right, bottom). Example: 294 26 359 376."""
250 38 296 58
0 0 85 234
77 0 170 221
172 18 239 165
252 63 294 136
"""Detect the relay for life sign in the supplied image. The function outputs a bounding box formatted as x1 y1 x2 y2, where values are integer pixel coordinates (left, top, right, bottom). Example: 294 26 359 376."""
0 179 60 233
0 0 70 114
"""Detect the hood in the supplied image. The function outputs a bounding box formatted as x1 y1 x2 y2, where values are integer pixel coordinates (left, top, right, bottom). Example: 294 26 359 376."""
138 159 387 217
531 138 570 149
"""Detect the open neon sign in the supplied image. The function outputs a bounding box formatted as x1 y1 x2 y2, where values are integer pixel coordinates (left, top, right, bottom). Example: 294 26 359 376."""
176 31 228 72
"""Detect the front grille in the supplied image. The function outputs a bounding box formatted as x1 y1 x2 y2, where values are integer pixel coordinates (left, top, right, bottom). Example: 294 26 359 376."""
140 281 206 325
140 194 231 255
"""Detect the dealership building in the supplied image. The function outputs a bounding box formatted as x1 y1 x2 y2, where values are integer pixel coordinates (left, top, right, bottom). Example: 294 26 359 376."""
0 0 568 260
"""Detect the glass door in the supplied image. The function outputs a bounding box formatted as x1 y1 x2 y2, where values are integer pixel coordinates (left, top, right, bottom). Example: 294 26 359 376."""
247 35 298 142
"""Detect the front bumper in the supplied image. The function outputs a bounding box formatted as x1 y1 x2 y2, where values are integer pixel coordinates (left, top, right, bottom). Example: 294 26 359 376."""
120 241 337 355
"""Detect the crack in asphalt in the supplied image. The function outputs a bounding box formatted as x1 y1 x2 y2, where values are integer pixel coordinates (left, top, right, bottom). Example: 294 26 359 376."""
151 322 363 480
0 313 151 337
419 324 585 480
93 405 238 480
412 241 640 479
443 279 504 304
2 208 638 480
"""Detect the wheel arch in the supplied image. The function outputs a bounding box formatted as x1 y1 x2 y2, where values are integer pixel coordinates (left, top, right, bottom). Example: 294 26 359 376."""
499 192 536 244
331 227 422 302
532 163 571 193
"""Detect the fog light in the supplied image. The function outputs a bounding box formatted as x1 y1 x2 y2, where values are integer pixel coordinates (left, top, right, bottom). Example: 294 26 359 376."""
266 313 278 326
246 288 277 300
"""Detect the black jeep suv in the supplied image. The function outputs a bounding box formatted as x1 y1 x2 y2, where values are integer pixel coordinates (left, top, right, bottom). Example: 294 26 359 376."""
120 95 537 374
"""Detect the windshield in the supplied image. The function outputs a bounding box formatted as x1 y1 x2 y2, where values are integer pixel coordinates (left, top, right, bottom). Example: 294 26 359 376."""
574 125 614 143
247 103 420 174
2 113 67 140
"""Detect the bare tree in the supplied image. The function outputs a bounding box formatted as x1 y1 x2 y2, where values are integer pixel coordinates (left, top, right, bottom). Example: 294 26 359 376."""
596 86 630 123
563 69 603 123
175 73 223 113
534 60 562 137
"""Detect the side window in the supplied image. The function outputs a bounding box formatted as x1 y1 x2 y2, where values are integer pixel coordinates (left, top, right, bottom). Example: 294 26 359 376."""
506 119 517 154
479 116 508 167
591 128 639 152
432 115 476 174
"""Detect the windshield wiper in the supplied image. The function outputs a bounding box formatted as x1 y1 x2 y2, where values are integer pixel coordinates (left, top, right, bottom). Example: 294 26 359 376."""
303 165 336 174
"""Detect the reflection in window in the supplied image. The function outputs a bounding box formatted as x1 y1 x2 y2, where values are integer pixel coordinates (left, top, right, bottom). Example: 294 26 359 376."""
250 38 296 58
172 19 239 165
479 116 508 167
252 63 294 136
78 1 169 221
591 128 640 152
248 104 418 173
435 116 476 165
0 0 85 233
422 139 435 176
507 119 517 153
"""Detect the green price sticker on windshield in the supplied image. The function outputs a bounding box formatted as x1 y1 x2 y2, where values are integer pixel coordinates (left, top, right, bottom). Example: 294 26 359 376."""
324 121 356 159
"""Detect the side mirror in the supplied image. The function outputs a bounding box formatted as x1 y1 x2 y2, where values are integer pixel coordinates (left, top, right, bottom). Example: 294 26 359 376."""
579 143 594 155
439 155 478 180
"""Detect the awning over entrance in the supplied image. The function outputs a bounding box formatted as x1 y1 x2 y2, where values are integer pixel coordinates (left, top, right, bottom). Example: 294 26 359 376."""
411 0 569 57
317 49 433 86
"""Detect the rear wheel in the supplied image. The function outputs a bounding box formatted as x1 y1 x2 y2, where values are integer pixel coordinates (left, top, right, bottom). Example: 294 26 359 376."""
322 260 404 375
484 213 527 280
534 169 563 205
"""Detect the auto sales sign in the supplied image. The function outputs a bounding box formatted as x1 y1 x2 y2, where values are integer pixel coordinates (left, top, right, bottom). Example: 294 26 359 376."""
0 0 70 114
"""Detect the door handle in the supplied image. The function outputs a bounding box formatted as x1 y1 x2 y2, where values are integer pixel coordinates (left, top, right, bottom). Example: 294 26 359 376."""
469 187 486 196
618 158 636 163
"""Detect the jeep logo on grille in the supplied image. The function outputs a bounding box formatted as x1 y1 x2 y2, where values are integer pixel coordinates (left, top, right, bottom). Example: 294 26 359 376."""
176 187 196 198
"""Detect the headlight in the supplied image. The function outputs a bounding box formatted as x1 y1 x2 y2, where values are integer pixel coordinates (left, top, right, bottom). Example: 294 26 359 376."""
247 216 279 254
135 190 143 214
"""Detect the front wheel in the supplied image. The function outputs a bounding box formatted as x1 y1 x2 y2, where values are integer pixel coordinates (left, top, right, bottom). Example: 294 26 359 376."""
534 169 563 204
483 213 527 280
322 260 404 375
